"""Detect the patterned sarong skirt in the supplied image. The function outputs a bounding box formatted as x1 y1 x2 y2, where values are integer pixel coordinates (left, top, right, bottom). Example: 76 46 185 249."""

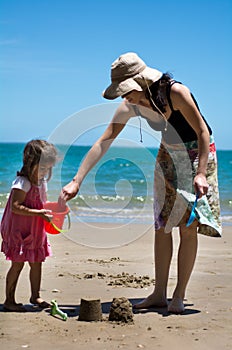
154 136 222 237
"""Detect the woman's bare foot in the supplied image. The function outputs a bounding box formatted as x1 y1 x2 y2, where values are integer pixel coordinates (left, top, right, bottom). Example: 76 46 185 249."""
30 298 51 308
168 297 185 314
133 293 168 309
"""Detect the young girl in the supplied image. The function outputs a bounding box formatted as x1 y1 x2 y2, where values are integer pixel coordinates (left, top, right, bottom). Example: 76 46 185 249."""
1 139 57 312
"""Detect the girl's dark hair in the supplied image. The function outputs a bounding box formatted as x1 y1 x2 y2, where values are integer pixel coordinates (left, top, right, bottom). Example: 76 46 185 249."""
145 72 173 113
17 139 57 182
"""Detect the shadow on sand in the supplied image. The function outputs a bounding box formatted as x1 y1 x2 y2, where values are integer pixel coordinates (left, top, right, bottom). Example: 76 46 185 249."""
0 297 201 318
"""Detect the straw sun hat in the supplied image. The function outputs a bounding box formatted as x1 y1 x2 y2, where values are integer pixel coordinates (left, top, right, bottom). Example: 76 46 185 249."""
103 52 162 100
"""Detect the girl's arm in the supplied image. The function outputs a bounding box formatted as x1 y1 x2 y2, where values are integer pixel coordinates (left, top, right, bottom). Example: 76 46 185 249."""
11 188 52 222
61 101 134 201
170 84 210 197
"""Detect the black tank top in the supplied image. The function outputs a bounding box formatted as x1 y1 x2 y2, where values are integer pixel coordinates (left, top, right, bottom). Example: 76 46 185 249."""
163 81 212 144
135 81 212 144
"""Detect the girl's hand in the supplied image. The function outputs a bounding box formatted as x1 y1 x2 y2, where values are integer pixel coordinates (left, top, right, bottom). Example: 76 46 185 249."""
193 173 209 198
39 209 53 222
60 180 80 202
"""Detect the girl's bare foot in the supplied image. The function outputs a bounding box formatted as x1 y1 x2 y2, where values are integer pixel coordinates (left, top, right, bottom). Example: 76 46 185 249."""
168 297 185 314
133 293 168 309
30 298 51 308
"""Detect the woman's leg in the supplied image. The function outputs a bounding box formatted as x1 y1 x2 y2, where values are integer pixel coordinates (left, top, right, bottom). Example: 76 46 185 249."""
134 227 173 309
29 262 50 308
168 221 198 313
4 261 25 311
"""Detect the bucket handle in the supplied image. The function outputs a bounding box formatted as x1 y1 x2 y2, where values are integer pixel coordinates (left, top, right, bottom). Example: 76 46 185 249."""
49 213 71 233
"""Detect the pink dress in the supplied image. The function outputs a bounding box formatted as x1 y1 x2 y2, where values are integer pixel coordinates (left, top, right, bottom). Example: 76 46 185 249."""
1 176 52 262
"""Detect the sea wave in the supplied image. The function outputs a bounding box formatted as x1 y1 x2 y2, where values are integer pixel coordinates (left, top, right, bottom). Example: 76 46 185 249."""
0 205 231 226
69 204 153 224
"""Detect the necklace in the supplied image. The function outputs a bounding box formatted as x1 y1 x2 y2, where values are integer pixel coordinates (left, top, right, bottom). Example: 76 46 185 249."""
144 79 168 132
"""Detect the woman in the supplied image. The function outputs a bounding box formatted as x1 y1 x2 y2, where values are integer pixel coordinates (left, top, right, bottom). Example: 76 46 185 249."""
61 52 221 313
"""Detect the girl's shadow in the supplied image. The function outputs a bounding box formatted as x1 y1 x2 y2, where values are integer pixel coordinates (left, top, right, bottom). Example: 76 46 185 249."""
0 303 48 313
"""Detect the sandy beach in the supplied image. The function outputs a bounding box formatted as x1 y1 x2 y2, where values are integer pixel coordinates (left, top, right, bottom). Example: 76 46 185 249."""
0 222 231 350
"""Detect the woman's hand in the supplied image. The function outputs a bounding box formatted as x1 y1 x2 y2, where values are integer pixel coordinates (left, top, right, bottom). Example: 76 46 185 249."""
193 173 209 198
59 180 80 202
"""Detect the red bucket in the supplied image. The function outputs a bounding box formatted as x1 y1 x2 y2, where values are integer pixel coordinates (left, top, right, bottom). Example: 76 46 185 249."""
44 202 70 234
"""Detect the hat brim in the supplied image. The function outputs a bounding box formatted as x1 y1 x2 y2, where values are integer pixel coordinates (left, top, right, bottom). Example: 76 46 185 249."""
103 78 142 100
103 66 163 100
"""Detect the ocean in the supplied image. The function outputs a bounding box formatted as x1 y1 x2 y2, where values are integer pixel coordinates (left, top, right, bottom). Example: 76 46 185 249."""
0 142 231 226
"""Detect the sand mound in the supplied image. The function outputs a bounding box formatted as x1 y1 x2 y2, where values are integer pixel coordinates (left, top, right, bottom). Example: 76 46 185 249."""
109 297 134 324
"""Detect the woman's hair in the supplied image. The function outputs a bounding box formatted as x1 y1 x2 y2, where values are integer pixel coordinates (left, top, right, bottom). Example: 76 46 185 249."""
17 139 57 182
145 72 173 113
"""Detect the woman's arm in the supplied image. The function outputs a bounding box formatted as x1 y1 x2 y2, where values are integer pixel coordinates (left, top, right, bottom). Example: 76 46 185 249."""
61 101 134 201
11 188 52 222
170 84 210 197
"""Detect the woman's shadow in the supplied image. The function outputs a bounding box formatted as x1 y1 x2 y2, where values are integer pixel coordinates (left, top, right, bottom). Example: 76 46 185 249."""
0 298 200 318
129 298 201 317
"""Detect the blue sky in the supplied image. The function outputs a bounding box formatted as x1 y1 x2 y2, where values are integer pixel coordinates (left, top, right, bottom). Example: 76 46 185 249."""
1 0 231 149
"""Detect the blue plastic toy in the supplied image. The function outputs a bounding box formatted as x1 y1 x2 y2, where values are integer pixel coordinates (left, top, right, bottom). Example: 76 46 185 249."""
186 193 199 227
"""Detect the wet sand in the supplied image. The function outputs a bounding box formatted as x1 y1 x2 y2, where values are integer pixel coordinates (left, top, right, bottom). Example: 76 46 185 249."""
0 223 231 350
